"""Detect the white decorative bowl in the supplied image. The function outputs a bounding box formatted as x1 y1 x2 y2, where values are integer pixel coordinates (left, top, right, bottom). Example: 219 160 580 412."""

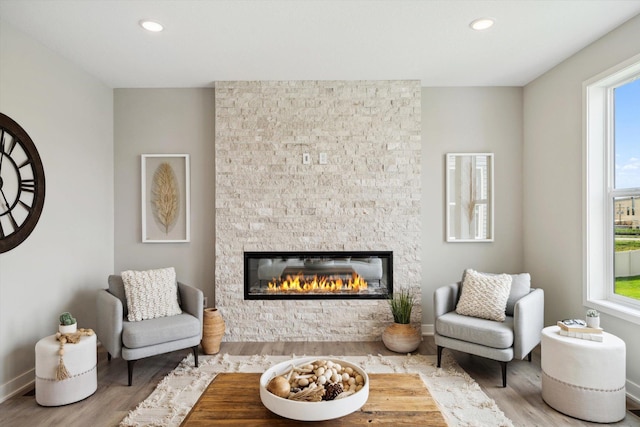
259 357 369 421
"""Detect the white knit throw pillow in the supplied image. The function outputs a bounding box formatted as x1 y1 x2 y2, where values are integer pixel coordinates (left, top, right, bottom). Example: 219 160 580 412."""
121 267 182 322
456 269 512 322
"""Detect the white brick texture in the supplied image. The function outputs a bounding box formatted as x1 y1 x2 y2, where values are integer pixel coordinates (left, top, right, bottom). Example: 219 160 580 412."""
215 81 421 341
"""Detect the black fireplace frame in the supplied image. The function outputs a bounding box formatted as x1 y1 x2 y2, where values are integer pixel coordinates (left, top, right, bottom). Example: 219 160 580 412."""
244 250 393 300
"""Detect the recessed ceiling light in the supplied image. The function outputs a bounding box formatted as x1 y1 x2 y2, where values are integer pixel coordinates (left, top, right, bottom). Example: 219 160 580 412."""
139 20 164 32
469 18 495 31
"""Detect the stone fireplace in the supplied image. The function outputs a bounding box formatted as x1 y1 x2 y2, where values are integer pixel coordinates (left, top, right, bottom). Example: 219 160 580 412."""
244 251 393 300
215 80 421 341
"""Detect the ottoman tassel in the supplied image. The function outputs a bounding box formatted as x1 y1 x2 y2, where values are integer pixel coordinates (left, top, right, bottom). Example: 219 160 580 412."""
54 328 95 381
56 355 70 380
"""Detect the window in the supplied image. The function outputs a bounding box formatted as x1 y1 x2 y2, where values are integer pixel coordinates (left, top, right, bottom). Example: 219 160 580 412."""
613 80 640 303
584 54 640 325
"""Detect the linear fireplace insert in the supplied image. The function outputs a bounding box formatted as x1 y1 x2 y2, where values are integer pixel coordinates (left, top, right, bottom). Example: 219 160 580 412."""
244 251 393 300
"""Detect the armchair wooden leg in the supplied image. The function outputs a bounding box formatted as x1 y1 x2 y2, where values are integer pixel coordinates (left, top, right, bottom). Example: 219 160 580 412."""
128 360 137 386
527 352 532 362
500 361 508 387
192 346 199 367
437 346 444 368
107 352 111 361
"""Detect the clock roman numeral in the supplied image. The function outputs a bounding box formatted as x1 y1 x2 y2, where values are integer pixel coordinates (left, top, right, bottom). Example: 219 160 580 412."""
18 158 33 169
18 198 33 210
8 211 18 230
0 196 32 237
0 212 19 237
20 179 35 193
3 136 17 156
0 210 19 234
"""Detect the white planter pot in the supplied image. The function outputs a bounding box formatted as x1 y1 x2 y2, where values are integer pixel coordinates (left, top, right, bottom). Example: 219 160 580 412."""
586 317 600 329
59 323 77 334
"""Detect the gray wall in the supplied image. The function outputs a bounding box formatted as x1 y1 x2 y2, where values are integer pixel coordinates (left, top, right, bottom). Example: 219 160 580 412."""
0 22 113 400
420 87 525 330
113 89 216 304
523 14 640 399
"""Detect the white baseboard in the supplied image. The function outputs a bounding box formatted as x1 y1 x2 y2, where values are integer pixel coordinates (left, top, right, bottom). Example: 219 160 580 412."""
421 323 434 336
0 368 34 404
627 378 640 405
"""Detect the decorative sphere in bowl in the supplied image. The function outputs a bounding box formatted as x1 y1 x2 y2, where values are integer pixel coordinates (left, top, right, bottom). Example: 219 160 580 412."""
259 357 369 421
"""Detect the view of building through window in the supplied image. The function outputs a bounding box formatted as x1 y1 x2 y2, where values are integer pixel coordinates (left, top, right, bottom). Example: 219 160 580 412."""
613 78 640 302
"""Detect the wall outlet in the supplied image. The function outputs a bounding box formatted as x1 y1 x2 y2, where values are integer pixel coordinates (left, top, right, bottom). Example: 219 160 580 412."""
203 296 208 308
319 152 328 165
303 153 311 164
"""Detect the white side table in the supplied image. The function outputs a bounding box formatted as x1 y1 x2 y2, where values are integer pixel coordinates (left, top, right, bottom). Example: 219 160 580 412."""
35 333 97 406
541 325 626 423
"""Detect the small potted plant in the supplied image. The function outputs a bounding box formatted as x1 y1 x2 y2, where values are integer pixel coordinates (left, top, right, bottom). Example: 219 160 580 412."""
382 288 421 353
59 312 77 334
586 309 600 328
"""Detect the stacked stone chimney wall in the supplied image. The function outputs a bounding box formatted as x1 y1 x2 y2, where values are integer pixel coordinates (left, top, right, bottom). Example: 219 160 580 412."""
215 80 421 341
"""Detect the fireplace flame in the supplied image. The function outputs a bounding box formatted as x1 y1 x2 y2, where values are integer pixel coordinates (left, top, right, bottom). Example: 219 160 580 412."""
268 273 368 293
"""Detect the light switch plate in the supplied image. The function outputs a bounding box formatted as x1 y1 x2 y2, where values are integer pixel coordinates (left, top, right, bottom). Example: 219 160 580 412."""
319 152 328 165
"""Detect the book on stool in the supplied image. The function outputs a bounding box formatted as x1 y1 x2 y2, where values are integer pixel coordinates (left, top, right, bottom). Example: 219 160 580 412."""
556 319 603 342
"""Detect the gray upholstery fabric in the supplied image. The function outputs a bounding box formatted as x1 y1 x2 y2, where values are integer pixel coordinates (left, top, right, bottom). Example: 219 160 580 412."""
122 313 200 349
96 276 203 362
96 290 124 358
121 335 200 361
434 281 544 375
434 283 460 319
505 273 531 316
436 312 514 349
435 333 514 362
512 286 545 360
108 275 129 318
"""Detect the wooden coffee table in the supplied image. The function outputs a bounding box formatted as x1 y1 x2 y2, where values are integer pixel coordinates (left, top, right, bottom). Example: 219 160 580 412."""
181 372 447 426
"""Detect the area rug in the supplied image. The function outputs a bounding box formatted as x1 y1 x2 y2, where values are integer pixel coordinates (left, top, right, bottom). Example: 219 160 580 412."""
119 352 513 427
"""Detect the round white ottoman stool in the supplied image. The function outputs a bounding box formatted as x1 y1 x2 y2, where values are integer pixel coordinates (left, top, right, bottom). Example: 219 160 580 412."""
35 333 97 406
541 325 626 423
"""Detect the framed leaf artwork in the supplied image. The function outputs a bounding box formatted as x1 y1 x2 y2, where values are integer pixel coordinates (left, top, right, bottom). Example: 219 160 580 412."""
141 154 190 243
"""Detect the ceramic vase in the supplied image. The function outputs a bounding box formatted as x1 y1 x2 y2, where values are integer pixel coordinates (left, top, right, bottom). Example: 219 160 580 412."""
201 308 225 354
382 323 421 353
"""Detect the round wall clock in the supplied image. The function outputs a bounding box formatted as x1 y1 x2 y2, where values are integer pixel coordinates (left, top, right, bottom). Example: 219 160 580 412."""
0 113 46 253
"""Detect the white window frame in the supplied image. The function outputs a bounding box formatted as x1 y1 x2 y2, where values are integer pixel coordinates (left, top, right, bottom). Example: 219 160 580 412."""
584 52 640 325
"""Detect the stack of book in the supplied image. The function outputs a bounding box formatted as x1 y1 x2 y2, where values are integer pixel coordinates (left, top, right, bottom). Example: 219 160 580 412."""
556 319 603 342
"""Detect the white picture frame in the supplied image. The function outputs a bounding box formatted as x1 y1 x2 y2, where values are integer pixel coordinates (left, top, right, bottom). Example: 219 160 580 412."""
446 153 494 242
141 154 190 243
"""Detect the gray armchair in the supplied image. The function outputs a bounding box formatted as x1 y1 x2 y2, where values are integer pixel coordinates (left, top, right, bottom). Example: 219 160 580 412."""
434 281 544 387
96 275 203 386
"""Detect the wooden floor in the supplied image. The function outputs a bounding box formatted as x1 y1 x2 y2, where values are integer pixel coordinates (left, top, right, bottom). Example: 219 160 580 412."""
1 337 639 426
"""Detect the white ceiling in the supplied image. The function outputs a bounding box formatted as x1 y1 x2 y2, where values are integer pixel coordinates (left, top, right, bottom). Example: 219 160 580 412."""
1 0 640 88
